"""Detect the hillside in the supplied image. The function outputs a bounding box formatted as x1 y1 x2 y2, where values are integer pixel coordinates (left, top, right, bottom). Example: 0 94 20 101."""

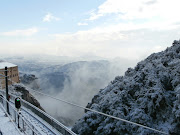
8 84 44 111
72 40 180 135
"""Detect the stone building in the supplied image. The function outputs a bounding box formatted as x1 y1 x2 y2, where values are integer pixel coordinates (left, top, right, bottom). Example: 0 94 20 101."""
0 62 20 89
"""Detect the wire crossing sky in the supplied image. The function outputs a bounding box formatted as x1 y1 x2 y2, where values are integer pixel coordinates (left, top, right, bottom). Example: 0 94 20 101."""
0 0 180 59
0 80 168 135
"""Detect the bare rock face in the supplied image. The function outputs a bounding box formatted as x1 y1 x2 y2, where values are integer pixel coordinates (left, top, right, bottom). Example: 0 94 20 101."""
72 40 180 135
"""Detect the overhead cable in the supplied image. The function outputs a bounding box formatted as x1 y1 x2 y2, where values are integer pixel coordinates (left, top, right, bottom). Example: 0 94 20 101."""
7 79 169 135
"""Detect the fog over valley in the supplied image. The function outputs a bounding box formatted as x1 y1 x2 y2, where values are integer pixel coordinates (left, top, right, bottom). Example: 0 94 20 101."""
1 55 138 126
1 0 180 134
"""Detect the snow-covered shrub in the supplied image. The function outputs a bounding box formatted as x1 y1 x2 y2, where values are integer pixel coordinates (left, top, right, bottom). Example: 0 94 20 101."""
72 41 180 135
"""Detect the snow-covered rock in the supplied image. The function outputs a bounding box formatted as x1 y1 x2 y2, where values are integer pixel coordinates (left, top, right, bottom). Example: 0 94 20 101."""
72 40 180 135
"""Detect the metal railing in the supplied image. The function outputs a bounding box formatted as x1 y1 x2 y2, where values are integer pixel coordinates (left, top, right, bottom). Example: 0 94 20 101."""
0 95 40 135
0 103 22 135
0 90 76 135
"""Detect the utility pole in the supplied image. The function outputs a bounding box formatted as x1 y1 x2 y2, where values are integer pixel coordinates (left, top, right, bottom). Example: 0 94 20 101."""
5 66 9 114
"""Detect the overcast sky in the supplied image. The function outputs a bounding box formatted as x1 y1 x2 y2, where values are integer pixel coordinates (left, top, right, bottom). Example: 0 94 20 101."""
0 0 180 60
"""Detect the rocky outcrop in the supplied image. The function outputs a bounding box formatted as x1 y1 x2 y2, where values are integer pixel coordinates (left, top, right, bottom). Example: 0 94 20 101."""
19 73 40 90
11 84 44 111
72 40 180 135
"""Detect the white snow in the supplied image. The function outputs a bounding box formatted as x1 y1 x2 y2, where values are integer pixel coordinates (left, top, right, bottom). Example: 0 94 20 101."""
0 62 17 69
21 107 62 135
7 100 62 135
72 40 180 134
0 105 21 135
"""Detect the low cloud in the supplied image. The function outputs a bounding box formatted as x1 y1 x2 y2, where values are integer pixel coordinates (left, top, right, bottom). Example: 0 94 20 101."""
36 59 138 126
144 0 157 5
1 27 38 36
1 24 179 59
51 20 180 59
87 0 180 24
43 13 60 22
77 22 88 26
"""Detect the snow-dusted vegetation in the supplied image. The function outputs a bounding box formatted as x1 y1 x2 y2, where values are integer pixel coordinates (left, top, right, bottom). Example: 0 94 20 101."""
72 40 180 135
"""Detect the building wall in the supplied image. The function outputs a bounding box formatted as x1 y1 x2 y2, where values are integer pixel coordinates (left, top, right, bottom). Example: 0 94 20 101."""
0 66 20 89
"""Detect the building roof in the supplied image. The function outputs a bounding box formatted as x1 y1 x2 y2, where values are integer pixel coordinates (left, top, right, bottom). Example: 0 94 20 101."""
0 62 17 69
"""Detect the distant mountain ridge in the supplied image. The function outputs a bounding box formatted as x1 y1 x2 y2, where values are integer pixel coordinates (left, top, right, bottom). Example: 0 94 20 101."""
2 57 111 93
72 40 180 135
38 60 110 93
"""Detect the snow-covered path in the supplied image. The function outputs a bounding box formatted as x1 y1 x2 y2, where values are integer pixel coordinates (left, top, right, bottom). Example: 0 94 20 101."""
0 105 21 135
0 92 74 135
0 104 62 135
7 100 62 135
21 107 62 135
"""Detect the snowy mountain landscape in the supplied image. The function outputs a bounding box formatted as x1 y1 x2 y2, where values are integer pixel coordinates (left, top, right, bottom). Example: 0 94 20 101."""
72 40 180 135
1 41 179 134
2 0 180 134
1 55 137 126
